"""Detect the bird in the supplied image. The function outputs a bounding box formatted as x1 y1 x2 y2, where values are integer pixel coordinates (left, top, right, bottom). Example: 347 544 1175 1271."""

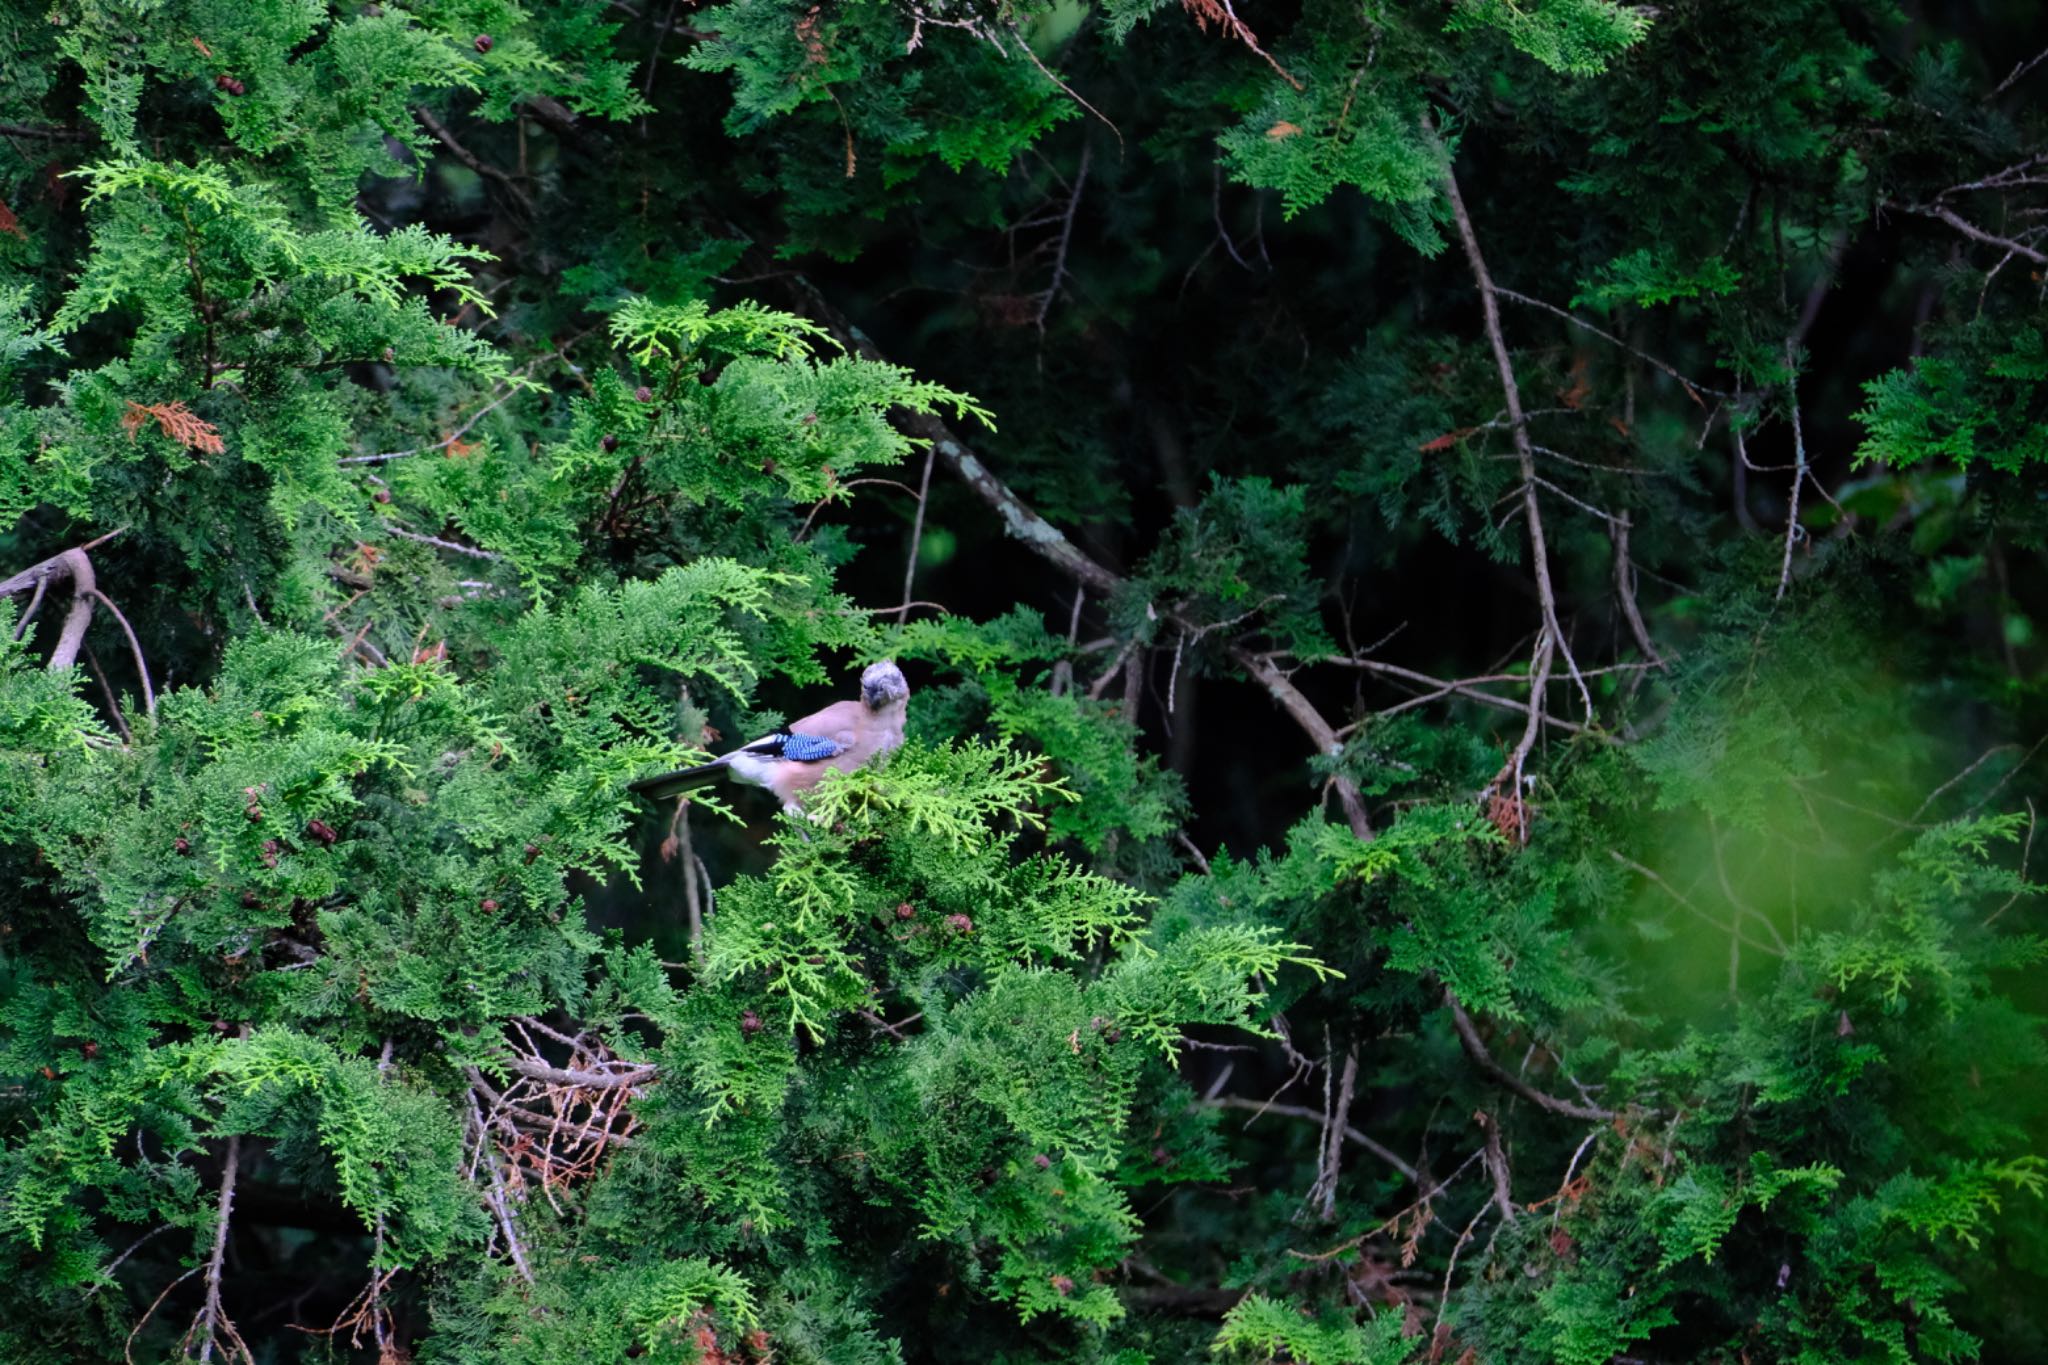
630 660 911 811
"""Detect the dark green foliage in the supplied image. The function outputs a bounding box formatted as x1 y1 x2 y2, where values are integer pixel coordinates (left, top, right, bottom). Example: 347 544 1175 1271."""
3 0 2046 1361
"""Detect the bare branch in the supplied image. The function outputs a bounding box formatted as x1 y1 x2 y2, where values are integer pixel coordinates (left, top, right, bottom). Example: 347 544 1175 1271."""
500 1054 658 1090
792 281 1127 595
1610 850 1785 957
50 549 97 673
1495 287 1730 399
1775 340 1807 600
1229 646 1374 839
381 523 505 562
1893 201 2048 266
1324 654 1606 737
1476 1109 1516 1223
1443 989 1613 1122
1308 1046 1359 1222
1611 517 1666 670
1202 1096 1416 1181
1443 155 1591 794
1990 47 2048 98
412 106 535 214
1034 141 1092 334
84 588 156 716
343 388 520 464
0 121 95 141
184 1134 254 1364
896 446 936 624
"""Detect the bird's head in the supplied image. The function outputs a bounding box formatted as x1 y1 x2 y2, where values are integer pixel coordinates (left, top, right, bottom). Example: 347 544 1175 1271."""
860 659 910 709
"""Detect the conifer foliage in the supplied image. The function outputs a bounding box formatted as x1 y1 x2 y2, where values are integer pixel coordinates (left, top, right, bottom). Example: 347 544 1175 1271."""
2 0 2046 1362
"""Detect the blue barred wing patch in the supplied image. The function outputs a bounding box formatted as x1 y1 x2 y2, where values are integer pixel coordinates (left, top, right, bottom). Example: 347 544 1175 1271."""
780 732 845 762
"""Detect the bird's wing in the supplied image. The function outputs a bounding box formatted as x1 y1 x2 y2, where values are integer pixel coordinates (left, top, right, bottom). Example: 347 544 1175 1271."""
736 731 848 762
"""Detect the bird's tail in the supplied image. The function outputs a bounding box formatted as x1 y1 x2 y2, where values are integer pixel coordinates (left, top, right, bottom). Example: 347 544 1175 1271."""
629 758 729 801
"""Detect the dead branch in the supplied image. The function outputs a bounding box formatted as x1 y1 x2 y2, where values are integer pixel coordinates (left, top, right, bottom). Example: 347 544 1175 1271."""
1203 1095 1416 1179
1324 655 1607 738
1308 1046 1360 1222
1443 157 1592 802
500 1054 657 1090
1990 46 2048 98
1442 989 1613 1122
84 588 156 716
1034 141 1092 334
896 446 936 623
1229 646 1374 838
181 1134 254 1364
1609 850 1785 957
0 120 95 140
1893 201 2048 266
412 105 535 215
1475 1110 1516 1223
381 522 505 561
1610 517 1665 670
1775 340 1807 600
1495 287 1731 399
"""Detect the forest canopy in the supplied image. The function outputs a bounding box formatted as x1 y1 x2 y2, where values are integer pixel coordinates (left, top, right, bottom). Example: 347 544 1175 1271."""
2 0 2046 1361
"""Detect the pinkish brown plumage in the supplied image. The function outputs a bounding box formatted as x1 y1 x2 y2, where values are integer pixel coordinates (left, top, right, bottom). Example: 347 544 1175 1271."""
631 660 910 811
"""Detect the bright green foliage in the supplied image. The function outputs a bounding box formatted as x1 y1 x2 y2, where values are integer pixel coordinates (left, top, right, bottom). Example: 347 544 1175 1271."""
4 0 2047 1361
1213 1293 1413 1363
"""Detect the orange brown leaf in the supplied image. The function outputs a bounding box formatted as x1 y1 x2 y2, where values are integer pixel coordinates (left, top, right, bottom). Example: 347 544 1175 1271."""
121 400 226 455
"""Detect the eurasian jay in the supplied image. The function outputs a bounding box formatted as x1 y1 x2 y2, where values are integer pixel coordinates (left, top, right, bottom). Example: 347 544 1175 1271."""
630 660 911 811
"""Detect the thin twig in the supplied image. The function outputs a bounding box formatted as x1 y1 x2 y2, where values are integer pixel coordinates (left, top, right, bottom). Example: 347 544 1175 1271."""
127 1266 201 1365
344 388 521 464
500 1054 658 1089
1033 141 1092 334
896 446 936 624
89 1224 173 1298
1990 46 2048 97
1611 517 1665 670
1205 1095 1418 1180
1495 287 1729 399
1609 850 1783 956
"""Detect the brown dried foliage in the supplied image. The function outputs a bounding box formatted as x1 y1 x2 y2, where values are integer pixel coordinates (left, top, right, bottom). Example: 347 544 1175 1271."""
121 400 226 455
